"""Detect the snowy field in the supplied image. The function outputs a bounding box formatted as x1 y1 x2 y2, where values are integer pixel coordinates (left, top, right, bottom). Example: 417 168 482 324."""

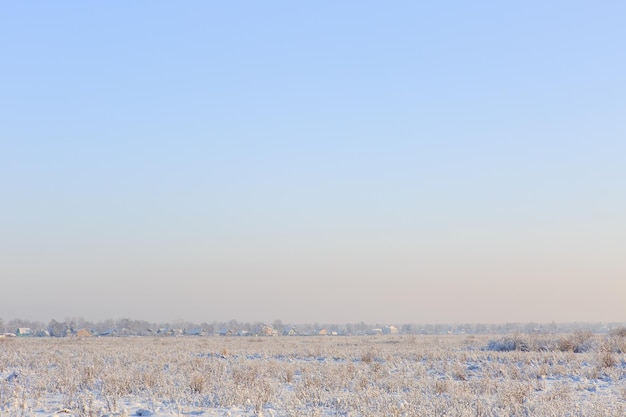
1 332 625 417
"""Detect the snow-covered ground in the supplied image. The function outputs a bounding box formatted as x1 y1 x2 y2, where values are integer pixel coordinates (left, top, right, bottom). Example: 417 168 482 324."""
1 333 625 416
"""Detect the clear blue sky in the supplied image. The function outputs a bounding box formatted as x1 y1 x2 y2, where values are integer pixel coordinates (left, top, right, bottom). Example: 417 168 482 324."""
1 1 625 324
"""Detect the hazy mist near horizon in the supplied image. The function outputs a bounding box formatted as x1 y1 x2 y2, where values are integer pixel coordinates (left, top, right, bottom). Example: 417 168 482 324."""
2 2 625 325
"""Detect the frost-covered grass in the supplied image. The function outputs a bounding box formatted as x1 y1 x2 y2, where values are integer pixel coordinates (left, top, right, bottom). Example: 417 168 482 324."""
1 333 625 416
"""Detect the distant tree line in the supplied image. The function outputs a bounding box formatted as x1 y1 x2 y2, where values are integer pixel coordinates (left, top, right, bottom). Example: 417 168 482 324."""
0 317 624 337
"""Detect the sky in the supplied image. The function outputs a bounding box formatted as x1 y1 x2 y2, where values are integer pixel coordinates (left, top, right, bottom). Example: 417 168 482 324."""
1 1 625 325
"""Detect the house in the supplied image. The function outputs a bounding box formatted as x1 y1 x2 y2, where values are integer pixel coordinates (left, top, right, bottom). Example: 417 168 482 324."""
382 326 398 335
260 325 277 336
219 328 234 336
76 329 91 337
166 328 182 336
283 327 298 336
16 328 31 337
99 328 117 337
186 328 207 336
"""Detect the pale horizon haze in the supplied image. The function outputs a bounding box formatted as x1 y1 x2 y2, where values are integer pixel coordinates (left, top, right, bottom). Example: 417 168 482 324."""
1 2 625 325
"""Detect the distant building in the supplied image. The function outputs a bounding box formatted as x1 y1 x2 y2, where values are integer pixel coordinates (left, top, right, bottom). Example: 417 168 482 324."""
261 325 277 336
383 326 398 335
186 328 207 336
219 328 234 336
16 328 31 337
284 327 298 336
76 329 91 337
99 329 117 337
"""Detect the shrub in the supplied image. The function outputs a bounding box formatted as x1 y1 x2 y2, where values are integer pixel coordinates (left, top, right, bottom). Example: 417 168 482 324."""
561 330 594 353
486 336 528 352
611 327 626 338
597 347 617 368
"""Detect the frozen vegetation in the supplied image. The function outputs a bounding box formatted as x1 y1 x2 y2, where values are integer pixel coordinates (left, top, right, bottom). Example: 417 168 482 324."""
1 331 625 416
